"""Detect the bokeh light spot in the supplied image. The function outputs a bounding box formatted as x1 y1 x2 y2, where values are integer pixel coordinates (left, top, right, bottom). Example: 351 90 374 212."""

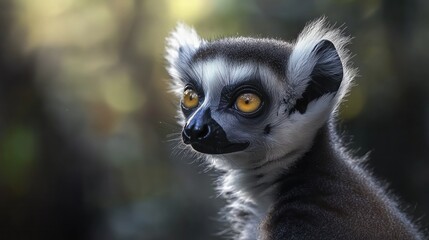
101 71 145 113
167 0 212 21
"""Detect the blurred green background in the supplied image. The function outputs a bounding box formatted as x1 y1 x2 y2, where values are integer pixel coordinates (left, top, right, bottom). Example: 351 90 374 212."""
0 0 428 239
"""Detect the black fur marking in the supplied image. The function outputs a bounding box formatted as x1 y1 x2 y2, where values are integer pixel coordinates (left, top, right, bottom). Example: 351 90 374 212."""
289 40 343 114
192 37 293 76
264 124 271 135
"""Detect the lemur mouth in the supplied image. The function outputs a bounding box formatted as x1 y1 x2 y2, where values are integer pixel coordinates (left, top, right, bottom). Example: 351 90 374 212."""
190 141 249 154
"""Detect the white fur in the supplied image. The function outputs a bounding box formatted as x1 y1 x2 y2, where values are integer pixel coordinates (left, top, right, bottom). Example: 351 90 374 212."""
166 23 204 97
192 59 260 93
267 94 336 162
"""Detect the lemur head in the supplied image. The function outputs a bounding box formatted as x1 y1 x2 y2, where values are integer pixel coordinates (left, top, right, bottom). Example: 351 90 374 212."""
166 19 355 170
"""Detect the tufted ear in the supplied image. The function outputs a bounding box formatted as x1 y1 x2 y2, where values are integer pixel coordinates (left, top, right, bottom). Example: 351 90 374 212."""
165 23 204 80
286 18 353 115
290 39 343 114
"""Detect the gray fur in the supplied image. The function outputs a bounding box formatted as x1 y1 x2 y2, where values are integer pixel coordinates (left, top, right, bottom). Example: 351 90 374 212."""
192 37 292 76
166 19 424 240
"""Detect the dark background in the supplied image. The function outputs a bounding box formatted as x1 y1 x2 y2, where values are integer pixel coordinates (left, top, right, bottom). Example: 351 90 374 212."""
0 0 428 239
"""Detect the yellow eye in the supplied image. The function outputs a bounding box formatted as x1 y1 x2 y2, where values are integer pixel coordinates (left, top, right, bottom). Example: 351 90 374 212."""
182 88 199 109
235 93 262 113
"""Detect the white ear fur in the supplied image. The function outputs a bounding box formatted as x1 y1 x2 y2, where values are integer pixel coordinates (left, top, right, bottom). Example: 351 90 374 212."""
165 23 204 86
287 18 356 113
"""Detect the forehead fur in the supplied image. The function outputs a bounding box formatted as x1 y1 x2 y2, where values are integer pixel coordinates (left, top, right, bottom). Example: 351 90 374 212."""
192 38 293 76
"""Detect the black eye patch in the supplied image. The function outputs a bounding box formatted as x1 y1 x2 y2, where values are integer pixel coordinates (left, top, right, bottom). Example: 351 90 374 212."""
218 79 269 119
219 80 260 105
181 82 204 118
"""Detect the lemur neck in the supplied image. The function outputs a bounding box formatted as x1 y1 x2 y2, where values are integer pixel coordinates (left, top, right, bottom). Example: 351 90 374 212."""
219 124 333 205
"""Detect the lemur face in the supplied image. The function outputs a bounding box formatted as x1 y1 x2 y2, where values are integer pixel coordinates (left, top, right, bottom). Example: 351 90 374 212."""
179 58 279 155
166 23 351 163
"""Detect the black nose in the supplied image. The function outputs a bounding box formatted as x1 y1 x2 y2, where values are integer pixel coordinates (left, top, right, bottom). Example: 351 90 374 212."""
183 123 211 143
182 108 213 144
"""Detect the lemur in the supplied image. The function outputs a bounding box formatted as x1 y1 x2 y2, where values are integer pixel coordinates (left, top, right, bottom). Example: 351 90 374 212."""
165 19 424 240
